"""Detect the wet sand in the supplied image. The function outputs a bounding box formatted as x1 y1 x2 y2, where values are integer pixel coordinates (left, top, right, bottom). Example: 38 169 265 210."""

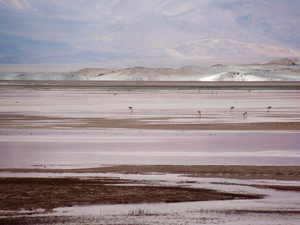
0 170 299 225
1 85 300 131
1 114 300 130
0 176 261 212
1 165 300 181
0 165 300 224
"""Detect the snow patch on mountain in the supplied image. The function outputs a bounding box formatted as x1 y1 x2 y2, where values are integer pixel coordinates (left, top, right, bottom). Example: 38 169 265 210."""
199 72 270 81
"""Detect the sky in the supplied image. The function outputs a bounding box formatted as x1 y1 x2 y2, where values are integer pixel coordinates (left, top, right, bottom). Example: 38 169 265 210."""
0 0 300 65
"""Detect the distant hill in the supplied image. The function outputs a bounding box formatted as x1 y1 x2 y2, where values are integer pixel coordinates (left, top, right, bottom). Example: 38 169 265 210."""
71 58 300 81
1 58 299 81
0 0 300 63
264 58 300 66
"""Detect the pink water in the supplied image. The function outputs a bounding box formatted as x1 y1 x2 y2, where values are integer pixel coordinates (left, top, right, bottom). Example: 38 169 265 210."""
1 129 299 168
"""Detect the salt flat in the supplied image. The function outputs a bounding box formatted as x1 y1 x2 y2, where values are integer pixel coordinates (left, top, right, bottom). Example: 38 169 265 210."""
0 82 300 224
0 86 300 166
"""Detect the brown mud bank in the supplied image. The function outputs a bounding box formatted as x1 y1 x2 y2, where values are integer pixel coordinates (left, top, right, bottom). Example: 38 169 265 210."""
1 114 300 130
2 165 300 181
0 177 261 212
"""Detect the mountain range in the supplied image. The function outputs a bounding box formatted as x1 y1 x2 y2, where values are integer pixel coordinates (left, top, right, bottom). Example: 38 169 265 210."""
0 0 300 64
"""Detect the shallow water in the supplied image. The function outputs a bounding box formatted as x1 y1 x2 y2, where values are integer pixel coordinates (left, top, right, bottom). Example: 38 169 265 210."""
1 89 300 168
0 129 300 168
48 174 300 225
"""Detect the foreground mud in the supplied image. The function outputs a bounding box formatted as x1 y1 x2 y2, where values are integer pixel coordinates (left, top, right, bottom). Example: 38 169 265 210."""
0 177 261 211
0 167 299 225
2 210 299 225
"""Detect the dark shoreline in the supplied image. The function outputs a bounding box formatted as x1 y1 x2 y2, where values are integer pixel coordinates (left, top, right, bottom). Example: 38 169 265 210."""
1 80 300 90
0 177 262 212
1 114 300 130
1 165 300 181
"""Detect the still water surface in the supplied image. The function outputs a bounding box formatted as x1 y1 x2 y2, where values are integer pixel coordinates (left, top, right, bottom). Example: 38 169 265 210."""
0 129 299 168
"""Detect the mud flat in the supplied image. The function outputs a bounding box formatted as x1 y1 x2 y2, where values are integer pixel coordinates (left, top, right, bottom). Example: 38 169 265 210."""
0 176 261 212
1 114 300 130
2 165 300 181
0 169 299 225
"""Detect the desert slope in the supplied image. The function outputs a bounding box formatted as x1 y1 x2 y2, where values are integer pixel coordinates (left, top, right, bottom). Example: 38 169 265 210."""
1 58 299 81
72 58 300 81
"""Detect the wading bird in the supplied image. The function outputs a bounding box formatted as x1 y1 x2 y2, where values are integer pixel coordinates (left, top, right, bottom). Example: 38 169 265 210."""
197 111 202 118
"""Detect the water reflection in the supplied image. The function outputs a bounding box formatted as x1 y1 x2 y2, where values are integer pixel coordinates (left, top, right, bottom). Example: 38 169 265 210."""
0 130 300 168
